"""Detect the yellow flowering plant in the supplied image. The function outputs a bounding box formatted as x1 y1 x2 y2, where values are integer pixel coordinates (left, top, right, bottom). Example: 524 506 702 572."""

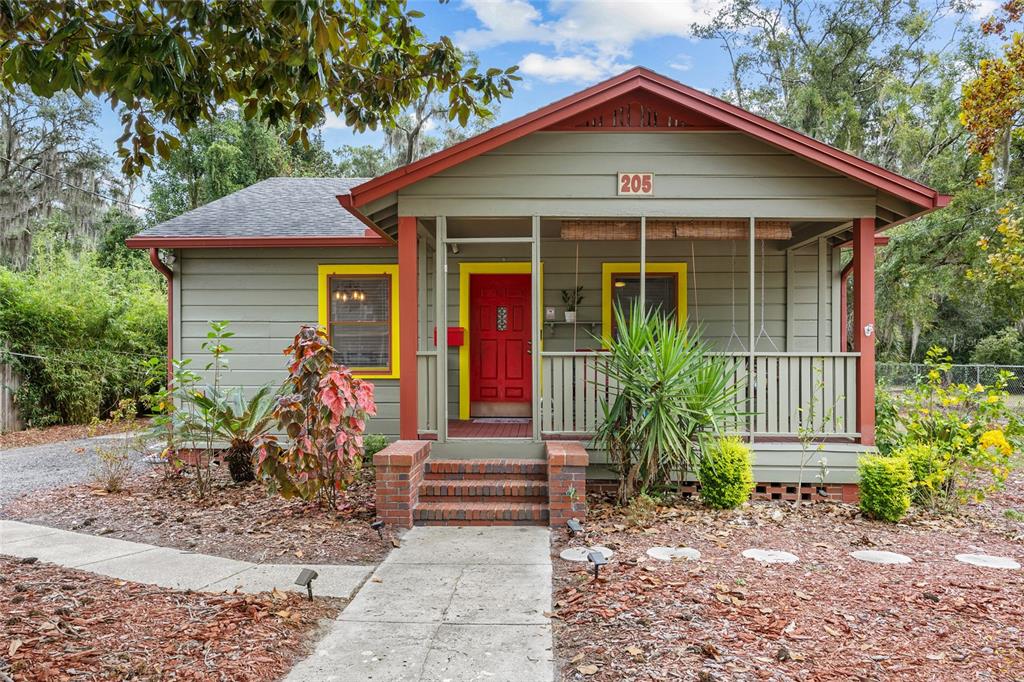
892 347 1021 506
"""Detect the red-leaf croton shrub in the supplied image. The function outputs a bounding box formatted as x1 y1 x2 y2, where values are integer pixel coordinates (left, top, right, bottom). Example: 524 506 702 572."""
256 326 377 509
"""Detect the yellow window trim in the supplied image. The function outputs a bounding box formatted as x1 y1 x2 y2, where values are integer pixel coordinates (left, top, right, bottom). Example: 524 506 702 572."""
317 264 400 380
458 262 544 422
601 262 688 342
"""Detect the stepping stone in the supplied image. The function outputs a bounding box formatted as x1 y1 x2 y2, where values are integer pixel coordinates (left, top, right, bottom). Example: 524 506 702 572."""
646 546 701 562
742 549 799 564
559 546 613 563
850 550 912 565
955 553 1021 570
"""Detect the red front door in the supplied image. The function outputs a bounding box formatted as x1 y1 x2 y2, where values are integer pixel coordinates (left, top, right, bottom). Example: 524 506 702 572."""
469 273 531 417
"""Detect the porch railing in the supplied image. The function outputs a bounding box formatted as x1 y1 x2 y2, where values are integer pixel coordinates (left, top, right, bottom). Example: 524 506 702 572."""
416 350 439 434
538 351 860 439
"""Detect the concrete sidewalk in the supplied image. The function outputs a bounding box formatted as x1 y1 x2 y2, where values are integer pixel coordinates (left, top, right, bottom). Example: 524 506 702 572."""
0 520 372 598
287 526 554 682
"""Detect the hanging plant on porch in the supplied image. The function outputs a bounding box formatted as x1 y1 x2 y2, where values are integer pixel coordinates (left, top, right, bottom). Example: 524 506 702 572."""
255 325 377 510
593 302 746 504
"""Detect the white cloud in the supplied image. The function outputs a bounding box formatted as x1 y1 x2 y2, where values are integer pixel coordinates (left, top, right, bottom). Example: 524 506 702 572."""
456 0 717 84
519 53 629 83
669 54 694 72
970 0 1000 18
321 110 349 130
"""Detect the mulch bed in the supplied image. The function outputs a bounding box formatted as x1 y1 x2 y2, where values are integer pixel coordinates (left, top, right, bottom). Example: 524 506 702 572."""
0 420 150 451
553 476 1024 680
0 556 342 681
1 466 391 565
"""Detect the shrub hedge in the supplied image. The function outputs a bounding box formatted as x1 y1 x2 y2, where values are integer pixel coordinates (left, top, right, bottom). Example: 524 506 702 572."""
858 454 914 522
698 437 755 509
0 249 166 426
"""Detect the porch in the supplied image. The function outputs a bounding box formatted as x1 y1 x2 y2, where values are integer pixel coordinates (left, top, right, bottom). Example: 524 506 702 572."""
402 213 875 454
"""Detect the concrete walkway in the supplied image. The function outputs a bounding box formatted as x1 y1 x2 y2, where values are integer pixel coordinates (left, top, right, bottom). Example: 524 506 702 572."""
0 520 371 598
287 526 554 682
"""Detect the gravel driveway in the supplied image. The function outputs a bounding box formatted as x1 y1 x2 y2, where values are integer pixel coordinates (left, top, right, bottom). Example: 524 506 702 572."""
0 433 149 510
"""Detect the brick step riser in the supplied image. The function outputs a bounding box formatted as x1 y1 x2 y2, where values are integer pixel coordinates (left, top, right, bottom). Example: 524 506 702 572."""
423 462 546 477
418 495 548 505
418 482 549 496
414 519 549 527
414 511 550 523
423 472 547 481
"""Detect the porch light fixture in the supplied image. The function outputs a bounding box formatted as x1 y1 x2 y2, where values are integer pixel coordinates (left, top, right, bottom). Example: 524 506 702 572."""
587 550 607 579
567 519 583 537
295 568 319 600
371 519 385 540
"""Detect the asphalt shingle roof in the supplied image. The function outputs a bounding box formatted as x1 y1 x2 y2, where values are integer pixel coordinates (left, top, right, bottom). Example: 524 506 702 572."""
133 177 370 239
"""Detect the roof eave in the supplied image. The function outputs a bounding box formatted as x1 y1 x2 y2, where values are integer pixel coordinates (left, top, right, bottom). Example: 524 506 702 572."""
125 234 391 249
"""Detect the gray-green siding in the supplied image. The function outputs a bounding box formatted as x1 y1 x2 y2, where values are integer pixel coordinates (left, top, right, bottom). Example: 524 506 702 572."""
175 248 401 437
397 131 876 219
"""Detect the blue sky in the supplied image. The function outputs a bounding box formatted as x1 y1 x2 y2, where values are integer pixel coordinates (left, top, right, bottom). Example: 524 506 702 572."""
91 0 991 195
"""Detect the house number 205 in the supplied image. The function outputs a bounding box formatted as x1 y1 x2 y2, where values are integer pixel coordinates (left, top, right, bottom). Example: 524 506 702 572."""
617 172 654 196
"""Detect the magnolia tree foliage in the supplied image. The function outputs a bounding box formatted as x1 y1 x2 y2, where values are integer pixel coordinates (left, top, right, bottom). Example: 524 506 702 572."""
0 0 518 176
257 326 376 510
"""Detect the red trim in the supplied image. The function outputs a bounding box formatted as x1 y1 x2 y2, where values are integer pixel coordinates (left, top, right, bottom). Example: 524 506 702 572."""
397 217 418 439
148 248 173 385
837 235 890 249
126 235 390 248
336 193 396 244
853 217 876 445
348 67 947 212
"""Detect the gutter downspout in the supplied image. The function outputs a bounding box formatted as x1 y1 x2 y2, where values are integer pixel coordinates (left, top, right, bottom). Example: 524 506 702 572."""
148 248 173 384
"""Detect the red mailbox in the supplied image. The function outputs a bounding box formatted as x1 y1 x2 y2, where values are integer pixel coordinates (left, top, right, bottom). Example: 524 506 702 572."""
434 326 465 347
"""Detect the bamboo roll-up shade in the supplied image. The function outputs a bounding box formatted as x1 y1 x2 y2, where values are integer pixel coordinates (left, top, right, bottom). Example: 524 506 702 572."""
560 219 792 241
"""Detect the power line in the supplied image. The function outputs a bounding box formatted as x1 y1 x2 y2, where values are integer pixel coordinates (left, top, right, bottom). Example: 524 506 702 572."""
0 153 167 219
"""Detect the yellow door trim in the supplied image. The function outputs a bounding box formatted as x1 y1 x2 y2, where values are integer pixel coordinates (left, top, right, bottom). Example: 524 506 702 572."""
458 262 544 421
601 262 688 342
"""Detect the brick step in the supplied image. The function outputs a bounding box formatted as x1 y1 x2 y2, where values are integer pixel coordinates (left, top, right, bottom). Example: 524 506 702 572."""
418 479 548 504
423 459 546 481
413 501 550 526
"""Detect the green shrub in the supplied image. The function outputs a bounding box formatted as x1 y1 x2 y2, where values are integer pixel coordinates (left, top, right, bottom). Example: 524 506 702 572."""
895 442 948 508
970 327 1024 365
594 302 745 504
363 434 390 458
858 454 913 522
0 246 166 426
698 437 755 509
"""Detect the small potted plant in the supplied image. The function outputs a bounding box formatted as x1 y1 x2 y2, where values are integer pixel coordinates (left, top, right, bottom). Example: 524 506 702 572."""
561 286 583 323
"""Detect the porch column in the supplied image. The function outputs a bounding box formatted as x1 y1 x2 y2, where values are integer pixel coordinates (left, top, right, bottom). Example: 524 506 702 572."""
531 215 541 442
398 216 418 440
639 215 646 311
748 216 756 444
435 217 448 442
852 216 876 445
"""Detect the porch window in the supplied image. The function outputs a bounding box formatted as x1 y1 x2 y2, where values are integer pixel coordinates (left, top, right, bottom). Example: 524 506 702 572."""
601 262 687 342
317 264 400 379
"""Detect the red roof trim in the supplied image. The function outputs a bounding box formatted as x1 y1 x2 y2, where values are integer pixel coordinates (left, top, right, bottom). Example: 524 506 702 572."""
348 67 946 213
337 193 396 244
125 235 391 249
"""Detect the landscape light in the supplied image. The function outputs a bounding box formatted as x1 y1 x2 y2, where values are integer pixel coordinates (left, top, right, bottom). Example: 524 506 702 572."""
587 550 607 579
567 519 583 537
371 519 385 540
295 568 319 600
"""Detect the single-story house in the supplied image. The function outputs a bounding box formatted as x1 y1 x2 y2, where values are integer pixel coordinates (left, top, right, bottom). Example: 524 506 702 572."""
128 67 948 527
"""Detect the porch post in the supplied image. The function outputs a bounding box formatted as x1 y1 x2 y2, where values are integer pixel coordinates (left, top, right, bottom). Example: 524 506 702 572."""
435 217 447 442
748 216 756 444
639 215 646 312
853 216 876 445
531 215 541 442
398 216 418 440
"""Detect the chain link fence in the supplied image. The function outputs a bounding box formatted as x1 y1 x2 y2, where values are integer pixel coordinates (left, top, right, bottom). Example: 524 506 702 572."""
878 363 1024 396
